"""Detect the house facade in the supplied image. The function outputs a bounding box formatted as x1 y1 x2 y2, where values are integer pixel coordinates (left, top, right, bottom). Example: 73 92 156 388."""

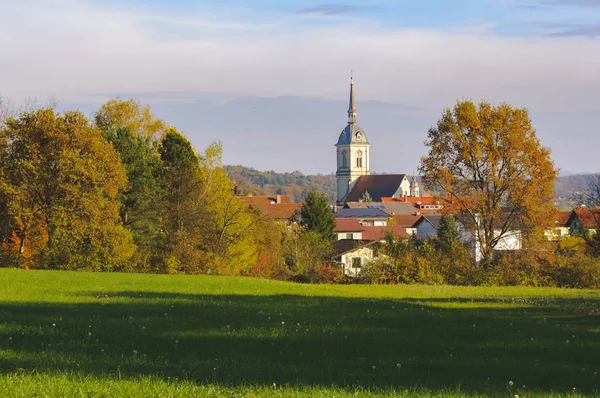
331 239 377 277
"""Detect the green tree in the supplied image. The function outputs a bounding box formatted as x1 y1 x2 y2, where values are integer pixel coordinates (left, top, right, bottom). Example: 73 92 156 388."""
0 109 134 269
101 126 164 252
158 129 202 238
300 189 335 242
156 132 260 274
437 214 461 252
419 101 558 265
282 225 332 282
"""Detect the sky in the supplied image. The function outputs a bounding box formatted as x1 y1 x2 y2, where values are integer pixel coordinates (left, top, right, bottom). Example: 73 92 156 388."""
0 0 599 175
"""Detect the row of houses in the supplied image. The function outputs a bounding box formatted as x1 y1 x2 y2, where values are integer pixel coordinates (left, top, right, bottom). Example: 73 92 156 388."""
242 194 599 276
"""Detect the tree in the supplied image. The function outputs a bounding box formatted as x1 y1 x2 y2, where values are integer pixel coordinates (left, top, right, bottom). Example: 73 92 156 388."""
300 189 335 242
419 101 558 265
0 109 134 269
156 132 260 274
95 98 168 141
101 126 164 251
360 191 372 203
282 225 332 282
158 129 204 253
437 214 461 252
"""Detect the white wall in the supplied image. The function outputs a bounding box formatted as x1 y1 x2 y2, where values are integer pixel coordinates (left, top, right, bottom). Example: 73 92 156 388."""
337 232 363 240
341 246 374 277
473 229 522 263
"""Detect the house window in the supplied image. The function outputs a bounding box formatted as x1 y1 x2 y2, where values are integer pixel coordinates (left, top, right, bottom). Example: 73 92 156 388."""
346 233 354 239
356 150 363 168
352 257 362 269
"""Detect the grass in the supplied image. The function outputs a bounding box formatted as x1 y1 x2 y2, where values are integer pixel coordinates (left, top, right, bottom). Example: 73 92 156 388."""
0 269 599 397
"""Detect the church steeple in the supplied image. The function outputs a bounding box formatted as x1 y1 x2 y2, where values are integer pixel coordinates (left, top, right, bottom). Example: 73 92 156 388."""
336 74 370 205
347 74 357 124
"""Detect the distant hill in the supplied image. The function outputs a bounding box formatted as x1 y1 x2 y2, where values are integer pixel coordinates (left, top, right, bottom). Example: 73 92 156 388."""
554 174 598 209
224 165 336 203
226 165 597 208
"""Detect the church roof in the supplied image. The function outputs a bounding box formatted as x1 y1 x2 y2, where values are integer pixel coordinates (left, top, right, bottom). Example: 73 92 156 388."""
345 174 407 202
336 124 369 146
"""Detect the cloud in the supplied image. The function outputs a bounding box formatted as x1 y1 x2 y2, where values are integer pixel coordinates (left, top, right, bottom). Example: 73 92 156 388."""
296 3 374 16
2 0 599 174
1 0 599 115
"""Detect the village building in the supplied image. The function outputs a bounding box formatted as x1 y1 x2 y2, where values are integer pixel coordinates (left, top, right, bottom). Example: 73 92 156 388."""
565 207 600 236
242 195 302 222
331 239 377 277
414 215 443 238
334 208 390 226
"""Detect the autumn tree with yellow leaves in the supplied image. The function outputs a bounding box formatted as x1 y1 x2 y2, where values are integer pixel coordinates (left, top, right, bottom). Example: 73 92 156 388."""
0 109 134 269
419 101 558 265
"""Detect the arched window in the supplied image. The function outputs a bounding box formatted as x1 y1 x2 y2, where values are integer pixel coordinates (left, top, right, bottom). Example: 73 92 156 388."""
356 150 363 168
342 150 347 168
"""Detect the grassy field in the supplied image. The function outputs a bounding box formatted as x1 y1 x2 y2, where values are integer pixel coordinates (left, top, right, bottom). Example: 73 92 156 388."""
0 269 599 397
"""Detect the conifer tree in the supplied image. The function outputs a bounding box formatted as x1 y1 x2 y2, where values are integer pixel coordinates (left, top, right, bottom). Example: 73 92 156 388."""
437 214 461 252
300 189 335 242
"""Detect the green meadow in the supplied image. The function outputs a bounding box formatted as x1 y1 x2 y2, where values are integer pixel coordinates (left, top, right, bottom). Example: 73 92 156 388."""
0 268 599 397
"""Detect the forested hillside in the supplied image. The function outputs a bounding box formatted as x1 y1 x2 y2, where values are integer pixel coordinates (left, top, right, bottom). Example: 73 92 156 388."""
224 165 336 203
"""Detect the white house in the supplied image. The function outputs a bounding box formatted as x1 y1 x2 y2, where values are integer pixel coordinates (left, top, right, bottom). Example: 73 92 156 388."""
331 240 377 277
414 214 523 262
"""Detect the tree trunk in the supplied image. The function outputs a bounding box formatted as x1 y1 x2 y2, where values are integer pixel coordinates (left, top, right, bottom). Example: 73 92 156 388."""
17 227 26 268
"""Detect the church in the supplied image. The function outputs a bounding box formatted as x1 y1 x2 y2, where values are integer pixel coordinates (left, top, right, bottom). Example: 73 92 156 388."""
335 76 420 205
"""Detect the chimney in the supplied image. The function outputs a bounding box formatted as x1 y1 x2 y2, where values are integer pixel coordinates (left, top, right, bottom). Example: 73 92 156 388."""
276 195 282 204
415 211 421 217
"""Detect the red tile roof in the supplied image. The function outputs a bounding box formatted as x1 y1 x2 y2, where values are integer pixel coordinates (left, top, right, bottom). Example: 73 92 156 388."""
362 225 409 241
241 196 301 220
391 214 421 228
335 219 365 232
572 207 600 229
556 211 571 227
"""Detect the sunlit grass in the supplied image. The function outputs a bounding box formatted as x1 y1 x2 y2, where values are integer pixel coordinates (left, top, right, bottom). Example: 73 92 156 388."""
0 268 599 397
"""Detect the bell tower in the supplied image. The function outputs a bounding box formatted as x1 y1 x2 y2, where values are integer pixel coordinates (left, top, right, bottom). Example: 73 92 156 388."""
335 75 370 205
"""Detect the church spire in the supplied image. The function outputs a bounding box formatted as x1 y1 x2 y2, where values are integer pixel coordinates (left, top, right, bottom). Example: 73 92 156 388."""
347 73 357 124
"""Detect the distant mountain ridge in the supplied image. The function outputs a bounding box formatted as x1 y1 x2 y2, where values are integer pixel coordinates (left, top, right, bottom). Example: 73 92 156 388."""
225 165 596 207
